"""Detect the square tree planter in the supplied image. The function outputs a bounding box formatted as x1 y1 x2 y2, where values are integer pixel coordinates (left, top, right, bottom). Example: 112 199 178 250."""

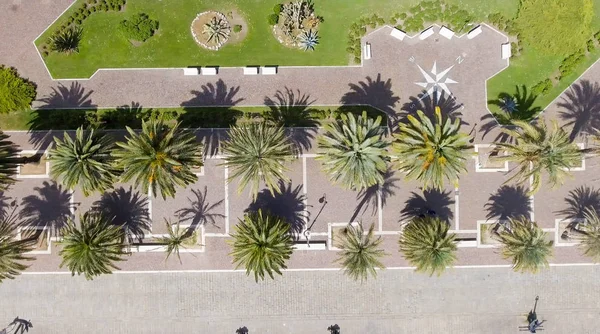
17 226 51 254
327 222 359 250
130 225 205 253
477 220 507 248
474 144 508 172
17 150 50 178
555 218 585 246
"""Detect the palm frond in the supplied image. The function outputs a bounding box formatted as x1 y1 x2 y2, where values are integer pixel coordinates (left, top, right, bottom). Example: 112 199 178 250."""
155 220 196 264
575 208 600 262
0 205 35 282
0 130 19 191
49 26 83 54
203 16 230 44
334 223 386 282
496 217 553 273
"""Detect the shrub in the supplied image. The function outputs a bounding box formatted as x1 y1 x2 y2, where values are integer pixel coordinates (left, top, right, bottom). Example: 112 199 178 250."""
268 13 279 25
119 13 159 42
0 65 37 113
515 0 592 55
559 49 586 79
233 24 242 33
49 26 83 54
273 4 282 14
587 39 596 52
531 79 553 95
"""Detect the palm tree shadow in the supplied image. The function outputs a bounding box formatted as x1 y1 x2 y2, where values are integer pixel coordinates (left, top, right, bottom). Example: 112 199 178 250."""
485 185 531 221
399 90 465 128
557 186 600 220
264 87 320 154
339 74 400 127
557 80 600 142
180 79 244 107
37 82 95 109
401 188 454 223
245 181 307 234
100 101 146 129
350 169 400 223
175 186 225 231
481 85 542 143
92 186 151 242
0 192 16 221
19 181 72 234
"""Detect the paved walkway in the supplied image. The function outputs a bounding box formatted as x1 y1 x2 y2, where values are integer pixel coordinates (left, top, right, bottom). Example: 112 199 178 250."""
1 266 600 333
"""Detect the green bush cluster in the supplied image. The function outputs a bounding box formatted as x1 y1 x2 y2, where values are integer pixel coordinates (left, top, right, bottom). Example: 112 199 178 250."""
531 79 553 96
119 13 159 42
559 49 586 79
346 14 384 63
0 65 37 114
587 39 596 53
233 25 243 33
268 4 281 25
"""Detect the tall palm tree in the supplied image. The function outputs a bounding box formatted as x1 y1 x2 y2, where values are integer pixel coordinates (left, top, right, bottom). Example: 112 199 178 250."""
229 210 294 281
317 112 389 190
398 216 458 276
58 212 126 280
113 118 203 199
572 208 600 262
496 217 553 273
221 123 294 198
49 126 118 196
155 220 196 264
0 130 19 191
0 205 34 283
393 107 471 190
494 119 584 195
334 223 386 282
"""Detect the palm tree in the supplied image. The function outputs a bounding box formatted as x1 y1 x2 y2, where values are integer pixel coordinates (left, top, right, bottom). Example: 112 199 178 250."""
0 130 18 191
49 26 83 54
393 107 472 190
298 29 319 51
572 208 600 262
155 220 196 264
58 212 126 280
229 210 294 281
49 126 118 196
221 123 294 198
398 216 458 276
496 217 553 273
203 16 230 44
113 118 203 199
334 223 386 282
317 112 389 190
0 205 35 283
494 119 584 195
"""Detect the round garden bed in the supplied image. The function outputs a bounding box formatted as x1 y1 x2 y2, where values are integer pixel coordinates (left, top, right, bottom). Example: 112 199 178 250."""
191 10 247 50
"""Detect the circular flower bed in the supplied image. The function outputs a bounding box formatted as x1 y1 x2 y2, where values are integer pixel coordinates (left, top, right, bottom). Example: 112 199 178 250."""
191 11 231 51
271 1 323 51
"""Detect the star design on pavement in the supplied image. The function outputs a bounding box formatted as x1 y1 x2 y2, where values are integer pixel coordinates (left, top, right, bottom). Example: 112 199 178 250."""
414 61 457 101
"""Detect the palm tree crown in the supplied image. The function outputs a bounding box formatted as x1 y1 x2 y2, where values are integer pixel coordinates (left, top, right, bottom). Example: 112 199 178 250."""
496 217 553 273
0 130 19 191
317 112 389 190
494 119 583 195
49 126 118 196
575 208 600 262
58 212 126 280
0 206 35 283
113 118 203 199
222 123 294 198
334 223 386 282
229 210 294 281
393 107 471 190
155 220 196 264
398 216 457 276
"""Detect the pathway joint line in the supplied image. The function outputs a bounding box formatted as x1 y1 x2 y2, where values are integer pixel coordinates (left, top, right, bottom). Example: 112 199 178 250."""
224 164 230 235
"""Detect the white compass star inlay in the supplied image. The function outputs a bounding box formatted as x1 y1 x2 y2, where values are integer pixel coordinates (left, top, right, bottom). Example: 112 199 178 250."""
414 61 457 100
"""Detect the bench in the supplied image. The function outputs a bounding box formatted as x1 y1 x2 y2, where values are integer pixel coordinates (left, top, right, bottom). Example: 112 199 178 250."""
439 26 454 40
501 42 511 59
201 67 218 75
243 66 259 75
183 68 199 76
363 43 372 60
262 66 277 75
293 241 328 250
467 25 482 39
390 28 406 41
419 26 434 40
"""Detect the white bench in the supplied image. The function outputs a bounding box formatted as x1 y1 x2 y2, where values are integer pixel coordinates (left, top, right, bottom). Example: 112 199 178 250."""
501 42 511 59
419 26 434 40
183 68 199 75
439 26 454 39
200 67 218 75
243 66 259 75
467 25 482 39
390 27 406 41
363 43 372 60
262 66 277 75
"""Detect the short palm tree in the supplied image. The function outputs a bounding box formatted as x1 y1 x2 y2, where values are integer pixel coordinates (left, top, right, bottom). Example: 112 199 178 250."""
393 107 471 190
573 208 600 262
58 212 126 280
494 119 584 195
0 130 18 191
49 26 83 54
317 112 389 190
334 223 386 282
298 29 319 51
113 118 203 199
155 220 196 264
203 16 230 44
49 126 118 196
229 210 294 281
496 217 553 273
221 123 294 198
398 216 458 276
0 206 35 283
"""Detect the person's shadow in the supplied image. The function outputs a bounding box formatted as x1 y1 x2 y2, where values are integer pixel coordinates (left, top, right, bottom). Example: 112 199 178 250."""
2 317 33 334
